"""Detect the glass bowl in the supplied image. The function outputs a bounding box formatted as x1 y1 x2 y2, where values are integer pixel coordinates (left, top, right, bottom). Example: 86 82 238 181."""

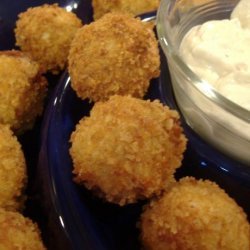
157 0 250 165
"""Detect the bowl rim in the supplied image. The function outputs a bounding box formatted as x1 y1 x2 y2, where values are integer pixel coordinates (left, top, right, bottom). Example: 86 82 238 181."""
156 0 250 124
39 71 111 250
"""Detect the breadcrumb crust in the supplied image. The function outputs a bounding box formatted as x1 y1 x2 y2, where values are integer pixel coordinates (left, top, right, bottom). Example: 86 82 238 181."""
0 209 46 249
92 0 160 20
140 177 250 250
0 51 47 133
15 4 82 74
0 124 27 211
70 95 187 205
68 13 160 102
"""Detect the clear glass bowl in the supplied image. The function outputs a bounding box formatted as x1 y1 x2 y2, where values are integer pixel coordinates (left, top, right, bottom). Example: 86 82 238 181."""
157 0 250 165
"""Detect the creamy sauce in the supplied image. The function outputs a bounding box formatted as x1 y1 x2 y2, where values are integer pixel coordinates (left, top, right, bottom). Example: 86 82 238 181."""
179 0 250 111
231 0 250 29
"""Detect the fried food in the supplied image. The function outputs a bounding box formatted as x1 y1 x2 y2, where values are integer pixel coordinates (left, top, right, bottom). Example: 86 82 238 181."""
0 208 46 249
68 13 160 102
0 50 47 133
140 177 250 250
0 124 27 211
15 4 82 74
92 0 160 20
70 95 187 206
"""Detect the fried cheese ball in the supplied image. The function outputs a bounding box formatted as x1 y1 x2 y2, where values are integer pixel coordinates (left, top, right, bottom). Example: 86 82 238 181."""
15 4 82 74
0 51 47 133
92 0 160 20
0 209 46 249
0 124 27 211
68 13 160 102
70 95 187 206
140 177 250 250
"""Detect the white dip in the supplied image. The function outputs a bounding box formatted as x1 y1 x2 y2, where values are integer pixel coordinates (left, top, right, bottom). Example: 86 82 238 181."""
179 0 250 111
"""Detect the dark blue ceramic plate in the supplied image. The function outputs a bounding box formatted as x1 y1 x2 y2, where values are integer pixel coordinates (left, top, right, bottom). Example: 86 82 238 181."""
2 1 249 250
38 5 250 250
38 51 250 250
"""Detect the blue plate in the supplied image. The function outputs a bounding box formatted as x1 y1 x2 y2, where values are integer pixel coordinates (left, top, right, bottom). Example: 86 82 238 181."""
38 51 250 249
2 1 249 250
37 49 250 250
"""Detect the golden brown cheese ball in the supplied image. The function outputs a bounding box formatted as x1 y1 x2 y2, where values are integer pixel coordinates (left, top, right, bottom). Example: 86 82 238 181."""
92 0 160 20
0 209 46 249
140 177 250 250
15 4 82 74
70 95 187 206
0 51 47 133
68 13 160 102
0 124 27 211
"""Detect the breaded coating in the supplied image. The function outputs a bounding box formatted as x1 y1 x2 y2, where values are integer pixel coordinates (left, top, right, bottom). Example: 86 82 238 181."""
0 209 46 249
68 13 160 102
15 4 82 74
0 124 27 211
0 51 47 133
92 0 160 20
140 177 250 250
70 95 187 206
